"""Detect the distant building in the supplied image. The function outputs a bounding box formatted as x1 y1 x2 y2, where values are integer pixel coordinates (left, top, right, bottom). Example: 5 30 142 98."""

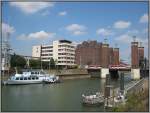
138 46 144 61
113 48 119 65
109 47 114 65
75 41 102 66
32 40 76 67
101 43 109 68
131 41 139 68
32 45 41 59
75 40 120 67
131 41 145 69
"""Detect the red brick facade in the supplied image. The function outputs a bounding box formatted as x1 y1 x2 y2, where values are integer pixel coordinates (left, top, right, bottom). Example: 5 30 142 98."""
138 47 144 60
75 41 102 66
101 44 109 68
113 48 119 65
109 48 114 65
131 42 139 68
75 41 120 67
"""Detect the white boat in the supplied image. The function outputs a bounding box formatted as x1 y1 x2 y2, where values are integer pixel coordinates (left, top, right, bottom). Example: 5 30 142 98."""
114 91 127 103
43 75 60 84
3 70 59 85
82 92 104 105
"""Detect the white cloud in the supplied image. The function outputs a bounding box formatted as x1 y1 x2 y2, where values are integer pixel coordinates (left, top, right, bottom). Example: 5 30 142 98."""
140 14 148 23
96 28 113 36
66 24 87 36
10 2 54 14
114 21 131 29
126 29 139 35
66 24 86 31
73 31 86 35
115 33 148 47
115 34 132 43
58 11 67 16
2 22 15 37
17 31 56 40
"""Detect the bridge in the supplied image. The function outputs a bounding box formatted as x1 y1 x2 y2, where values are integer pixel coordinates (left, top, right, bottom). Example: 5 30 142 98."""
86 62 131 70
86 62 131 78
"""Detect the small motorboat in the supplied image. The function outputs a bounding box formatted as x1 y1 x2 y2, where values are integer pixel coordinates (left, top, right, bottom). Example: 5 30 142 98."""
43 75 60 84
82 92 104 105
114 91 127 103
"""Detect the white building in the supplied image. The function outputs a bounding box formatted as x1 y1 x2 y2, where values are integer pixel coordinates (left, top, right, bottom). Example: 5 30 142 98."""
32 45 41 58
32 40 76 67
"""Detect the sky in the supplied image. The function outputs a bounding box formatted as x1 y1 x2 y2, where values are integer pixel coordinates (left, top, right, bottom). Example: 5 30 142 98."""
2 1 148 63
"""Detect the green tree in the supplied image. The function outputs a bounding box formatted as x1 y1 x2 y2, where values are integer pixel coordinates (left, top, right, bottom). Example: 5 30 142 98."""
29 59 41 69
49 58 55 69
42 61 49 69
10 54 26 68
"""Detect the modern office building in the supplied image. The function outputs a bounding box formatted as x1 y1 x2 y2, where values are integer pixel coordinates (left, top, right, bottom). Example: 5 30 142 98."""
32 45 41 59
32 40 76 67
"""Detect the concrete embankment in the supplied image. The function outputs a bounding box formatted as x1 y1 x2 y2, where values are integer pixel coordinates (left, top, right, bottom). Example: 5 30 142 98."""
46 69 90 80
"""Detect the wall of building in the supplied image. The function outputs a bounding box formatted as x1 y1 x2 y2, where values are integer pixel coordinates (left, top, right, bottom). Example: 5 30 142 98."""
32 45 41 58
75 41 102 66
101 44 109 68
56 40 75 66
53 41 59 61
131 42 139 68
109 48 114 65
41 45 53 61
113 48 119 65
138 47 144 60
32 40 75 67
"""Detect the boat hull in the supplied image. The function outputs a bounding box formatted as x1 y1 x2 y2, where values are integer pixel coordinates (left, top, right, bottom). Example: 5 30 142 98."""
4 80 43 85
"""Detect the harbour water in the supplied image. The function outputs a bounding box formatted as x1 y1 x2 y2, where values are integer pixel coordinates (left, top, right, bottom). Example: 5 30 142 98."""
2 74 131 112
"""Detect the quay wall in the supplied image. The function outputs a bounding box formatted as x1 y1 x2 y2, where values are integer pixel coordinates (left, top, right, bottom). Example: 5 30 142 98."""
46 69 90 80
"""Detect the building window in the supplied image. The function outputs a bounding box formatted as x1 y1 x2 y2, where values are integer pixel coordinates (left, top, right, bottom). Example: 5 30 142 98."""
42 46 53 49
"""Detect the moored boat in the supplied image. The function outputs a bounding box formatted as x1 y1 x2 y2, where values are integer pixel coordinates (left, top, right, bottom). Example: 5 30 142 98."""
82 92 104 105
43 75 60 84
3 70 59 85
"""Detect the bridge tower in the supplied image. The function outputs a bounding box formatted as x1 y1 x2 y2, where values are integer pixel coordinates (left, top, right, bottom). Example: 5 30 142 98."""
101 38 109 78
113 47 119 65
109 47 114 65
138 42 144 61
131 36 140 79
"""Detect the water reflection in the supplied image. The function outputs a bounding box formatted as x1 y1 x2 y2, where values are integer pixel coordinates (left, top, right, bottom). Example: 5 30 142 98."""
2 74 131 112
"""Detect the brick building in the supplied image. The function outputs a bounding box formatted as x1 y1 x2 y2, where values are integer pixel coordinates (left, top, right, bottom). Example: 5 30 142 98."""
109 47 114 65
75 40 119 67
101 43 109 68
131 42 139 68
75 41 102 66
113 48 119 65
138 46 144 60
